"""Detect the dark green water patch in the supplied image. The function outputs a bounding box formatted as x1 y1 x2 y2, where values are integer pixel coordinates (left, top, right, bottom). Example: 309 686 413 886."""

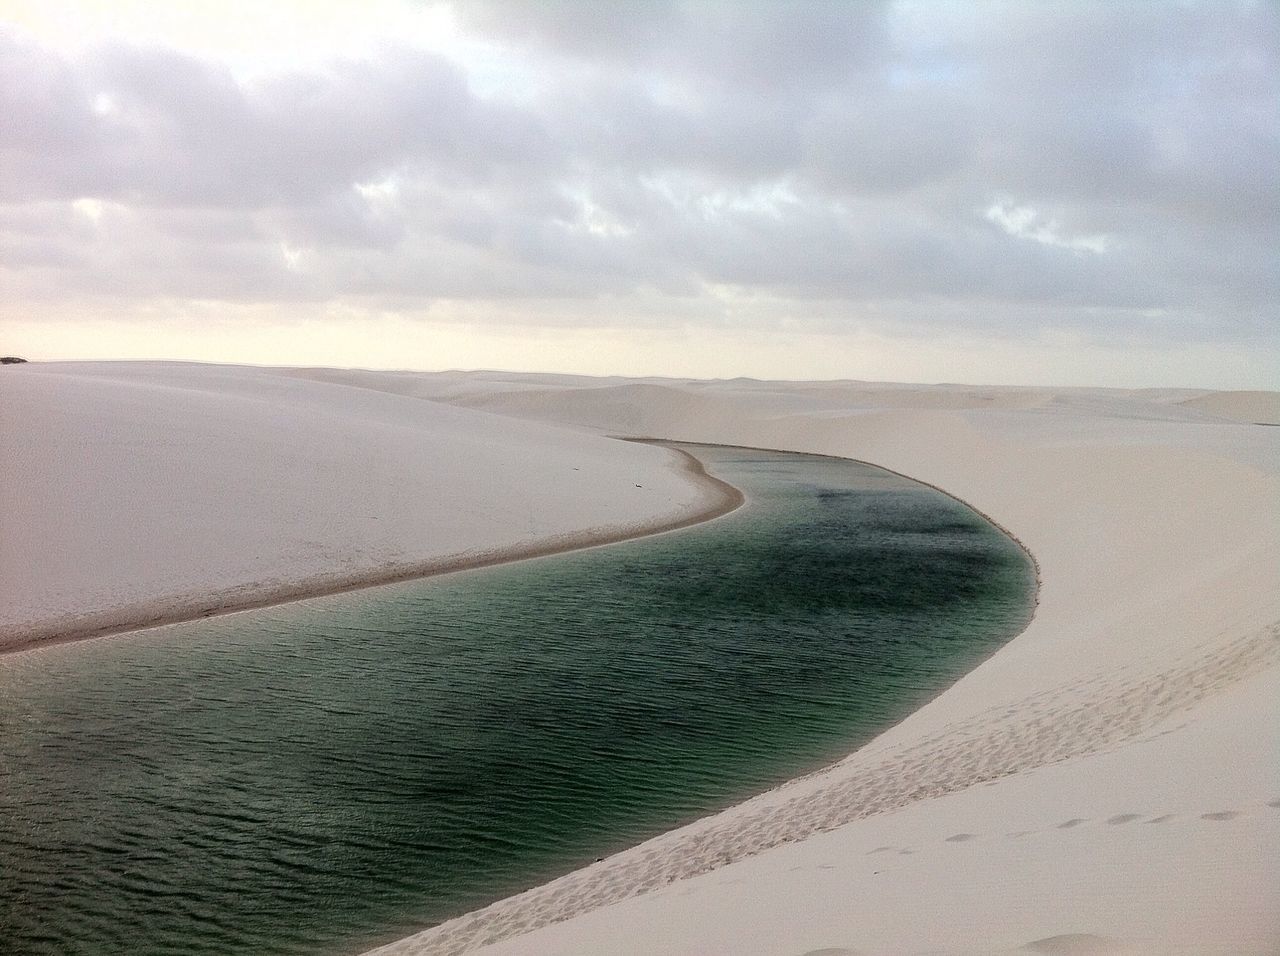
0 445 1034 955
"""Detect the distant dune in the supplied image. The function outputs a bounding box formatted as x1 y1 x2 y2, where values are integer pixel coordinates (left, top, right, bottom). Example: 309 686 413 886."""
1179 389 1280 425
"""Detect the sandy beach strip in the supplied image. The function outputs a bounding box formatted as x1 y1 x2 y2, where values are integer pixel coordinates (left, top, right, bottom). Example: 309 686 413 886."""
0 444 741 654
0 364 740 653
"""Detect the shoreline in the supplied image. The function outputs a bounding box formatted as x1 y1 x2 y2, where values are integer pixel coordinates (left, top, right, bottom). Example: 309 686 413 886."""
628 436 1043 612
363 442 1046 956
0 444 744 656
6 429 1043 954
364 383 1278 955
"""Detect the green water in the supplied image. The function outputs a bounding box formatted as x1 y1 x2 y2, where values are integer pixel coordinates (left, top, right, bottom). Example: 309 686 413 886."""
0 445 1034 955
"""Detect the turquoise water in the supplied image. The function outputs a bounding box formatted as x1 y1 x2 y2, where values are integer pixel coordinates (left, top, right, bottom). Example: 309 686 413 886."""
0 445 1034 955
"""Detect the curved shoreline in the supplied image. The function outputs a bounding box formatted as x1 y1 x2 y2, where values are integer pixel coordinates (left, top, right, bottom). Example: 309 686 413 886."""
631 437 1043 612
364 441 1045 956
370 628 1278 956
0 444 744 656
8 436 1046 956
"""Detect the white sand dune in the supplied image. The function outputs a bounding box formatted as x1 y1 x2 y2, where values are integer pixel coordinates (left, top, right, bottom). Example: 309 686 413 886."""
338 373 1279 956
2 362 1276 953
1177 389 1280 425
0 362 732 650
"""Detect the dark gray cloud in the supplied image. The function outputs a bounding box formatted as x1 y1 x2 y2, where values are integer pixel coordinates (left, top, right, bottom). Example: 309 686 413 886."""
1 0 1276 343
456 0 890 91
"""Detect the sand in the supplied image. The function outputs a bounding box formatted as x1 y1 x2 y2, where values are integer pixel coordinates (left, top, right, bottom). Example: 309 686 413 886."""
1177 389 1280 425
341 373 1279 956
0 363 737 651
3 362 1276 954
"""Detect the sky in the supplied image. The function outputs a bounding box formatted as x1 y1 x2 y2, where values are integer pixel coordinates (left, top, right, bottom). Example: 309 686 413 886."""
1 0 1277 387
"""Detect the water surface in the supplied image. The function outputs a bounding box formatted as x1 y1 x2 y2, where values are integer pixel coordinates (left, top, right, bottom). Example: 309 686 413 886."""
0 444 1034 954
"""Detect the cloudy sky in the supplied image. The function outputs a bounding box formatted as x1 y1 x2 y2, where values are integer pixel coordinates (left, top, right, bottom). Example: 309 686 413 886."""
2 0 1276 386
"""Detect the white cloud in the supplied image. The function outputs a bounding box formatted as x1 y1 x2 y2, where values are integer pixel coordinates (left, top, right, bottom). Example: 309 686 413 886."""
279 241 305 272
71 197 105 222
984 200 1110 255
1 1 1276 384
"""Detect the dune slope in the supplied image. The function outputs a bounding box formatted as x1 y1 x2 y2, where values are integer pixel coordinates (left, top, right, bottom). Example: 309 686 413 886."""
344 374 1280 956
0 363 724 649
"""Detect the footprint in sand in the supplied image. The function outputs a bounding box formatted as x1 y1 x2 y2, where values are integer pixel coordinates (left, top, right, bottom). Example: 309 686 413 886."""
945 833 976 842
1106 814 1141 825
1056 818 1087 829
1201 811 1239 821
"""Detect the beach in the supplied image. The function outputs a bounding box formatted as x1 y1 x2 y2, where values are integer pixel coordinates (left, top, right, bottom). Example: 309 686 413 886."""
0 363 739 652
2 363 1277 954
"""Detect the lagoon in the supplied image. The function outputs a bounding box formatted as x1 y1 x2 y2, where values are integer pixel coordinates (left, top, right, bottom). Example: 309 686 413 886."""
0 444 1034 955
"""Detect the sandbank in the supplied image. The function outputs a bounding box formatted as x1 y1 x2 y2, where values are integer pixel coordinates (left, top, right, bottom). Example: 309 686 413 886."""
0 363 740 653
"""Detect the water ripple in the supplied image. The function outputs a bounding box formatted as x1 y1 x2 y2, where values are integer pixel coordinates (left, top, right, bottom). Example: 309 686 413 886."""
0 445 1033 955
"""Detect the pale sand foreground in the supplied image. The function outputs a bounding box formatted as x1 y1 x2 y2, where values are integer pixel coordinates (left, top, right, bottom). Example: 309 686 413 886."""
330 372 1279 956
0 363 735 650
2 363 1276 953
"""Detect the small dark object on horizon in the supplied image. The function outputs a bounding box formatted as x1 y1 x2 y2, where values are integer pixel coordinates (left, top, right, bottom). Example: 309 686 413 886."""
1 356 28 364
